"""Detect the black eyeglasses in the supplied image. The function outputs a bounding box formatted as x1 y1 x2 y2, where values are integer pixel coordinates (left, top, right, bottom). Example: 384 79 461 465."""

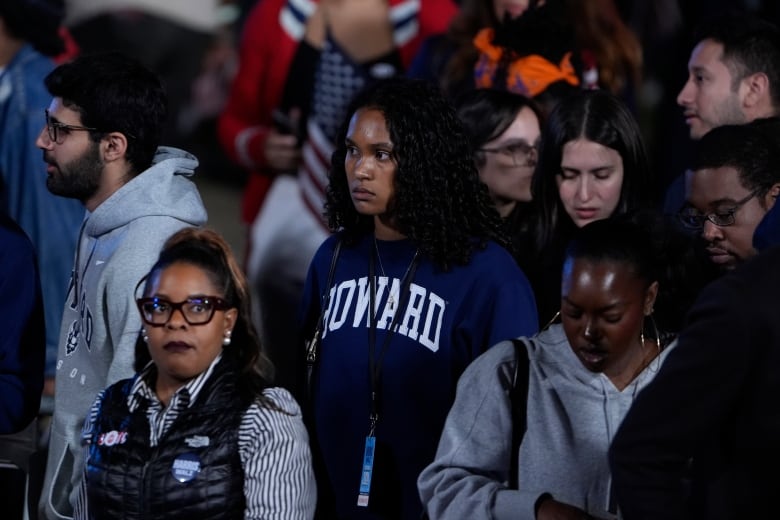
136 296 232 326
44 109 98 144
479 141 538 168
677 192 757 229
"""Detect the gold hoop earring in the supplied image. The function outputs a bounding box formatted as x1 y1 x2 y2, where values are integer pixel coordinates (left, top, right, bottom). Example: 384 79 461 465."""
649 313 661 354
643 312 663 372
640 312 661 348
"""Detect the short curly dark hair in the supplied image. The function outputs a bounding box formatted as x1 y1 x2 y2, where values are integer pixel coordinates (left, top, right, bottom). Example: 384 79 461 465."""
325 77 508 271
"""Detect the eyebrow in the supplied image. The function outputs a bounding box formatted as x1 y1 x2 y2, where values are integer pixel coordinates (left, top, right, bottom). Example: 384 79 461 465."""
344 137 394 149
560 165 615 174
562 297 626 312
48 114 66 125
686 195 749 208
492 137 539 147
709 197 748 207
49 113 84 127
149 292 211 298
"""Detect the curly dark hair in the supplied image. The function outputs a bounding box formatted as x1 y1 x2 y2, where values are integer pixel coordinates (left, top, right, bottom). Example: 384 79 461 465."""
325 77 508 271
133 228 274 405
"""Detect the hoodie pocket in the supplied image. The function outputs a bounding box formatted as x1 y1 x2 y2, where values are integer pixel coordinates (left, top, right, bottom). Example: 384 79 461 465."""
45 431 76 519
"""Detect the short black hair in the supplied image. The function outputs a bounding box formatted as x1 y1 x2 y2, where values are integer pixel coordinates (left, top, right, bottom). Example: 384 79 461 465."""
695 13 780 107
692 120 780 200
44 51 168 174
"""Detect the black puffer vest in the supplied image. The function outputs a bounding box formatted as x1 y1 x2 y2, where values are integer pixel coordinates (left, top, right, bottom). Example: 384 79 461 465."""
86 358 248 519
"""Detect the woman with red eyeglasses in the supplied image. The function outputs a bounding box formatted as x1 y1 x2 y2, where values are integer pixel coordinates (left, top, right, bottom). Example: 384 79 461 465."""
74 228 316 520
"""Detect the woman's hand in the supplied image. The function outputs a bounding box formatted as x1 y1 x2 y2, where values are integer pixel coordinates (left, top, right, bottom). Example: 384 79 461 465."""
263 128 301 172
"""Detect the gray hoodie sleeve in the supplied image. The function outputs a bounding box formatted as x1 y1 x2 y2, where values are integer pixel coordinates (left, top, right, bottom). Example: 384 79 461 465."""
418 340 545 520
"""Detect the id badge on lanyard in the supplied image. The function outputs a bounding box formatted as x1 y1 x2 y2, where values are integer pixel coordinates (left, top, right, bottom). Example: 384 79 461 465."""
357 247 419 507
357 435 376 507
357 414 378 507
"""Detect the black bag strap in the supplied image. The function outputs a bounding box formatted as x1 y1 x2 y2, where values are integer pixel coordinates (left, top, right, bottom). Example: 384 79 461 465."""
420 339 530 520
509 337 530 489
305 239 342 393
299 241 342 520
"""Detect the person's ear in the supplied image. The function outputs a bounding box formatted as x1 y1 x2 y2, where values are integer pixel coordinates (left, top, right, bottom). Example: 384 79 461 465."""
101 132 129 162
223 308 238 334
762 182 780 210
644 281 659 315
742 72 770 109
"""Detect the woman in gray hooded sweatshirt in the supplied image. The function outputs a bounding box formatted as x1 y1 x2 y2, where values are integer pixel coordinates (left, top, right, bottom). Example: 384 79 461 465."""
418 214 712 520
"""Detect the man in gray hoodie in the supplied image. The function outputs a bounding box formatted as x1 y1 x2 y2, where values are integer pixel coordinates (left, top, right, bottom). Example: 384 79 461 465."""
35 51 208 520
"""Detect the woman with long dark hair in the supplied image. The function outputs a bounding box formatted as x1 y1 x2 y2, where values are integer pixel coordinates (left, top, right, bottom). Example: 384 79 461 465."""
302 77 538 519
521 89 655 327
456 88 543 259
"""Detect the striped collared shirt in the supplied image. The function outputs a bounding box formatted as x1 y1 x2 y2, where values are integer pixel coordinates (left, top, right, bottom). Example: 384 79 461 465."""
76 355 316 519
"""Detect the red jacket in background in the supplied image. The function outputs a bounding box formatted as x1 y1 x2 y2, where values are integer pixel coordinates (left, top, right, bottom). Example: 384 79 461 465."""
217 0 458 224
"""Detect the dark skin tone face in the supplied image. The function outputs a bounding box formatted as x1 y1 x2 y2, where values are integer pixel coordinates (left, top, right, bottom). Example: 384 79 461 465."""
560 257 658 391
344 108 402 240
537 257 658 518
